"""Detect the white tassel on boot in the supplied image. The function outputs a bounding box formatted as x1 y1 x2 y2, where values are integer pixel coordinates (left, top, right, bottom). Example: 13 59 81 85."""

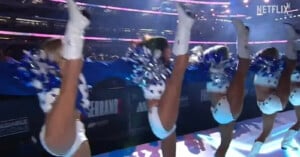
284 24 299 60
281 129 299 150
247 141 263 157
232 19 250 59
62 0 90 60
172 3 195 56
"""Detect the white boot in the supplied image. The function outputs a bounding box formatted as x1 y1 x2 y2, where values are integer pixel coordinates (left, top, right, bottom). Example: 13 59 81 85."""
172 3 195 56
232 19 250 59
62 0 90 60
67 0 90 30
281 129 299 150
247 141 263 157
284 24 299 60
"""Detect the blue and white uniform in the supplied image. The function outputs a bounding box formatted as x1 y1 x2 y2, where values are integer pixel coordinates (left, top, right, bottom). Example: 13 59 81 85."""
125 45 176 140
194 45 238 124
250 54 284 115
12 50 90 157
289 67 300 106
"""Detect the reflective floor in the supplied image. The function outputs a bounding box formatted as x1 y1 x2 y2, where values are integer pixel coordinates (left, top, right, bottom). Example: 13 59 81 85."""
95 110 300 157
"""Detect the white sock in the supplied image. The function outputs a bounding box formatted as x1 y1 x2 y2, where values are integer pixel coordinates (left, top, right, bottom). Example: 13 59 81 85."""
282 129 299 150
248 141 263 157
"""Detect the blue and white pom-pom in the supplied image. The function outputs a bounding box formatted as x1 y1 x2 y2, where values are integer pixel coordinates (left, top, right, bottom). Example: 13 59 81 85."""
250 55 284 87
12 50 61 92
250 55 284 77
291 52 300 82
124 45 171 100
10 50 90 116
124 45 172 87
291 65 300 82
197 45 237 85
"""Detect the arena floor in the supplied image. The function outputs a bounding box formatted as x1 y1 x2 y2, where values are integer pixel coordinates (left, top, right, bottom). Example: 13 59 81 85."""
95 110 300 157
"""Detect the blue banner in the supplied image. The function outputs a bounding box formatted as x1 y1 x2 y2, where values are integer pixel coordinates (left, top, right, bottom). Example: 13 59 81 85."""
0 60 133 95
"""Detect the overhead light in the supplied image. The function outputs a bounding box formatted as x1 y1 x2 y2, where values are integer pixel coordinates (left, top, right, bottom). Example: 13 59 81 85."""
0 37 10 40
264 0 270 4
32 0 43 4
0 16 11 19
243 0 249 4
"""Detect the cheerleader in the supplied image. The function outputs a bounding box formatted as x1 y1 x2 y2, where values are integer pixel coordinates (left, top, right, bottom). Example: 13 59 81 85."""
248 24 299 157
201 19 250 157
125 3 194 157
281 28 300 151
12 0 91 156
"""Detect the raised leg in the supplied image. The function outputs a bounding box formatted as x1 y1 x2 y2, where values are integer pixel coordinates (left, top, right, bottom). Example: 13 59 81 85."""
276 24 299 106
227 19 251 117
215 19 251 157
41 0 90 156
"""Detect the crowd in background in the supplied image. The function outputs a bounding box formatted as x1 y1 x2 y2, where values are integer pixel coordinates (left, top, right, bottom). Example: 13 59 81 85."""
0 42 287 63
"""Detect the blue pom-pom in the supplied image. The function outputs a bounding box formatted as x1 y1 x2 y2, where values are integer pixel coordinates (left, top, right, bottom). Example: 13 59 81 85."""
9 49 61 92
195 46 237 84
124 45 171 88
250 55 284 76
10 50 90 115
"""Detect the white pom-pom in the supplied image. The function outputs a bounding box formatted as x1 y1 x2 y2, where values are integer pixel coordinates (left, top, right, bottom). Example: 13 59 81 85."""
81 99 90 109
191 45 203 55
22 50 31 56
31 79 43 89
37 89 58 113
153 49 162 59
143 46 152 55
40 50 47 60
31 69 41 75
48 54 55 62
210 66 224 74
78 74 90 109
